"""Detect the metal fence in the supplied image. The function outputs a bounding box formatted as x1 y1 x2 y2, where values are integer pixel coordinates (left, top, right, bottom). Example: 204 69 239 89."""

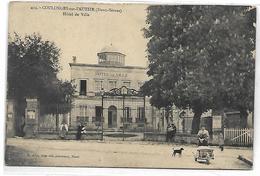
36 104 195 142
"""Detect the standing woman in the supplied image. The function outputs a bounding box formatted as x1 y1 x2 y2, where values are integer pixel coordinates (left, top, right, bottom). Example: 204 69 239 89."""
59 121 68 139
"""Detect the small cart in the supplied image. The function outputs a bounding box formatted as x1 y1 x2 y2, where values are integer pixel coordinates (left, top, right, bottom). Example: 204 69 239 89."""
193 146 214 164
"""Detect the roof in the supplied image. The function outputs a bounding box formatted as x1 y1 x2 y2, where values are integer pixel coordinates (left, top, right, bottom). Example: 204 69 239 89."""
69 63 146 70
99 44 124 55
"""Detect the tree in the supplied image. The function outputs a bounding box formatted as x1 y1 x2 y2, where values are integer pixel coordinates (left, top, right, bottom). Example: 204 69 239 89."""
141 6 255 133
8 33 75 115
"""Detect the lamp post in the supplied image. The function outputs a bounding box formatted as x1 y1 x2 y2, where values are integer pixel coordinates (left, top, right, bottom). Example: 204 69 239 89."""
121 86 127 141
101 88 105 141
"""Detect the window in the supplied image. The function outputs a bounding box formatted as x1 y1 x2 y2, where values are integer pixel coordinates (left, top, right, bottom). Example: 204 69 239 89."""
95 106 102 122
137 107 145 120
108 80 117 90
79 105 88 117
125 107 132 123
80 80 87 95
122 81 131 88
77 105 88 124
125 107 131 118
95 80 103 91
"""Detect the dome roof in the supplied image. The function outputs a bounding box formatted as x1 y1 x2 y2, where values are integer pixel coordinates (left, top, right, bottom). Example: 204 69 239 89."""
100 44 123 54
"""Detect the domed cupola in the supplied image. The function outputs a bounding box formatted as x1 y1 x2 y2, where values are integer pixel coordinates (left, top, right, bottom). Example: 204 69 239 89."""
97 44 125 66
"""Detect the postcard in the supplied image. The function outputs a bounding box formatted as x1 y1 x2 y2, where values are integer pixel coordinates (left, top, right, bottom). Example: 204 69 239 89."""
5 1 255 169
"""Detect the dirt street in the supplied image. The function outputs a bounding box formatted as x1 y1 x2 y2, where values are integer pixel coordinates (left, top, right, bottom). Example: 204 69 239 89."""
5 138 253 169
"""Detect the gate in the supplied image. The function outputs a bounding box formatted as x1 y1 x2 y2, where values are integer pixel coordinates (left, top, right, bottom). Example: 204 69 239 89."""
224 128 254 146
100 86 146 141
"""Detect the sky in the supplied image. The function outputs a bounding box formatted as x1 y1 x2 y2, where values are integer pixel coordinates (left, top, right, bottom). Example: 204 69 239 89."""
8 2 149 80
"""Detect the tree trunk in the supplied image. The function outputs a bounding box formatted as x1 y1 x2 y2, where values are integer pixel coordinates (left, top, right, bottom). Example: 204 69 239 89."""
165 106 172 125
56 113 59 131
240 109 248 128
56 104 59 131
191 111 202 134
221 110 227 133
165 106 171 142
16 99 26 137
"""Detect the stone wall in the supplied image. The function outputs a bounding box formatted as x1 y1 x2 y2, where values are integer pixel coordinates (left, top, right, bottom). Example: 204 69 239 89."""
37 131 102 140
144 132 223 145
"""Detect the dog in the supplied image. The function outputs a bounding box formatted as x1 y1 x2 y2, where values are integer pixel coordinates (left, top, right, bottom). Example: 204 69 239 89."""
172 147 184 157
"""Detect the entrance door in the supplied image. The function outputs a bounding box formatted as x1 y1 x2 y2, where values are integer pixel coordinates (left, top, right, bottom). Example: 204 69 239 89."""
95 106 102 122
108 106 117 128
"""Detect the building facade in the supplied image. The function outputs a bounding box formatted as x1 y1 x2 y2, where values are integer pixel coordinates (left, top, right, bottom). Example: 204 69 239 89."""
69 45 247 133
69 45 164 130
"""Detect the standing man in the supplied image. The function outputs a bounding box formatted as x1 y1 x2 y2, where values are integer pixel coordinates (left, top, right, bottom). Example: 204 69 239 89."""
218 132 224 151
197 126 209 146
166 124 171 142
166 123 177 142
76 123 84 140
171 123 177 142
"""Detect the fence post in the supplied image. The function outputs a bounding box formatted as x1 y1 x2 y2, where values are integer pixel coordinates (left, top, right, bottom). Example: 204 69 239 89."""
223 128 226 144
101 94 104 141
56 104 59 132
101 121 103 141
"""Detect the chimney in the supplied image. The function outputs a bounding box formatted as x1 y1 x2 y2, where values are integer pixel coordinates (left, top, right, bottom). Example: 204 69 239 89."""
72 56 77 63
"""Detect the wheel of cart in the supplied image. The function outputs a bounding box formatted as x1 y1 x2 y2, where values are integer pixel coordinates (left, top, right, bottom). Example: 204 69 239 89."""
193 146 214 164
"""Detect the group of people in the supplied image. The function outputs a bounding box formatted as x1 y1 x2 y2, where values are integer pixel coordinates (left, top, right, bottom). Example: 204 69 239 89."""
76 123 87 140
166 124 224 151
59 122 87 140
60 121 224 150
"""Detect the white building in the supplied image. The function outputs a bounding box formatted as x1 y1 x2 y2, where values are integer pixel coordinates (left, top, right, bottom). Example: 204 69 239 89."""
69 45 165 130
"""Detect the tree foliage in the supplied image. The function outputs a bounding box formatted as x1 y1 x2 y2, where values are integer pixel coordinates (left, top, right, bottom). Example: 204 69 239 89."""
8 33 75 114
141 6 255 133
